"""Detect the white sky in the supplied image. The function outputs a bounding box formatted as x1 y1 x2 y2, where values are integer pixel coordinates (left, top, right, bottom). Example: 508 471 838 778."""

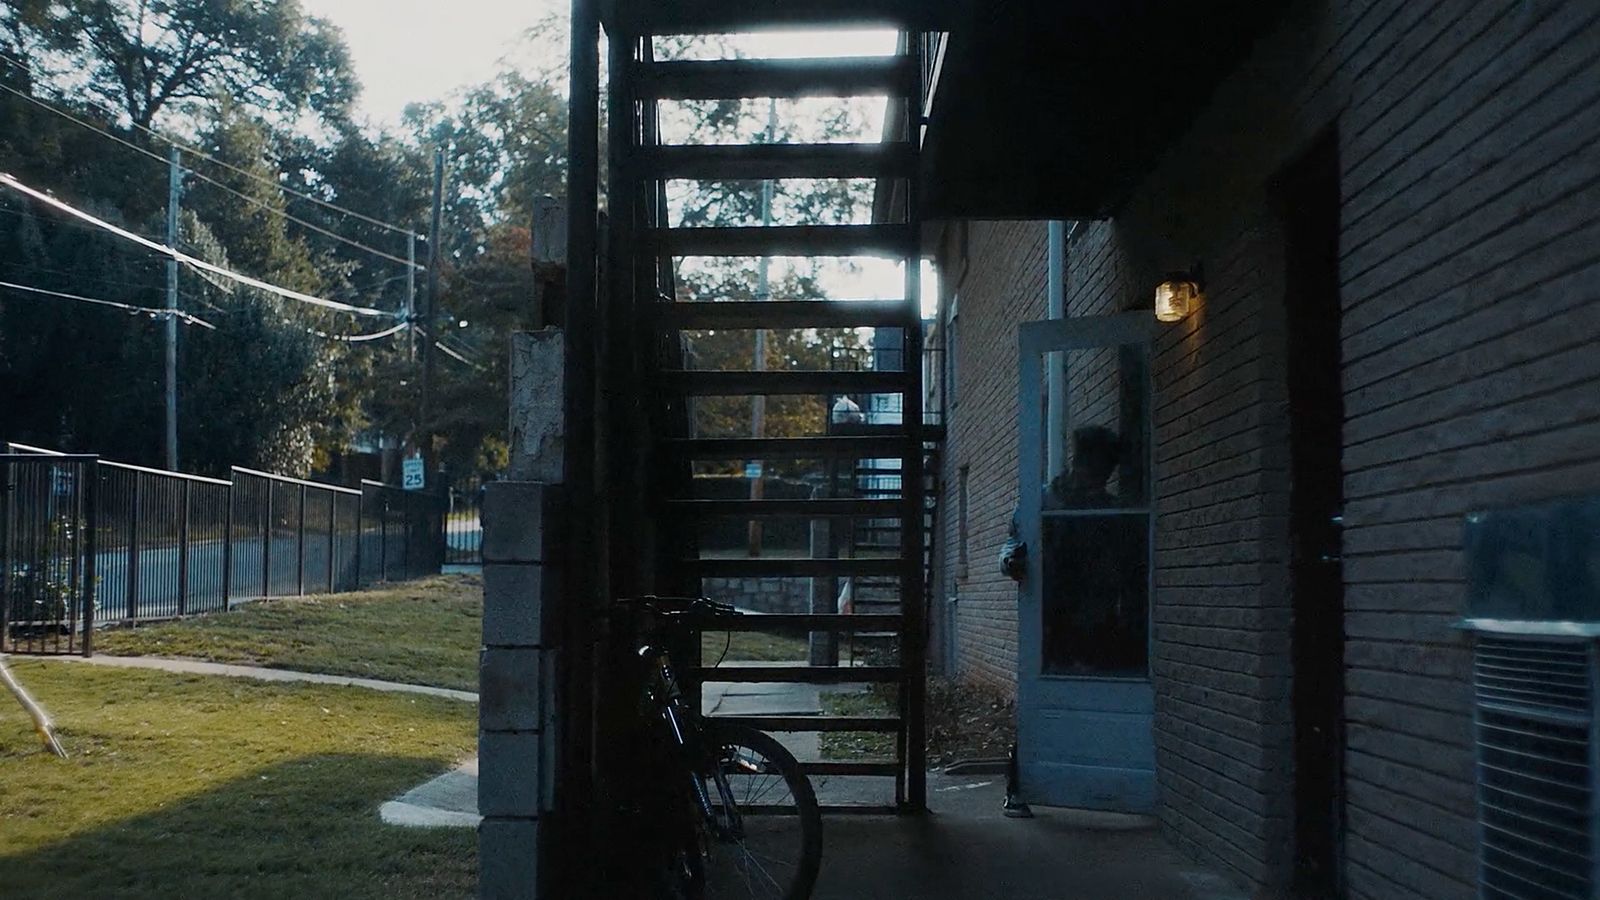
300 0 567 127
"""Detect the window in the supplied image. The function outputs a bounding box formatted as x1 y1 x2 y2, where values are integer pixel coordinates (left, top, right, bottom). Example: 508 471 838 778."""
957 465 970 579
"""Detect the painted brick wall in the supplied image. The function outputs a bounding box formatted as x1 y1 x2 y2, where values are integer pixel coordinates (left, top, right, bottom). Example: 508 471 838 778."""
933 0 1600 896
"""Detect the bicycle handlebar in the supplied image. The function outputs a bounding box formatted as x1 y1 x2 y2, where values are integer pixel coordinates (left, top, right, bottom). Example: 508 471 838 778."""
613 595 740 618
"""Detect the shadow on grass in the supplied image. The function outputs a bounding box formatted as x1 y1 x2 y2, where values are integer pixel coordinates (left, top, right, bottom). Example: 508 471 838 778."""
0 753 476 900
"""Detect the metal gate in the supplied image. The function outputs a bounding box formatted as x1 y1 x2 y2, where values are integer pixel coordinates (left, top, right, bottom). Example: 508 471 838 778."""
0 454 97 655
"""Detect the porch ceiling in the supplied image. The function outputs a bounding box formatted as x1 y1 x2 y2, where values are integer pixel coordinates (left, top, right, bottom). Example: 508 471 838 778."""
922 0 1289 220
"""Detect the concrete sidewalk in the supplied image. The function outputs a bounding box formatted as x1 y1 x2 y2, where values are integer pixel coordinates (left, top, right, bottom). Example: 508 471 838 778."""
382 762 1243 899
814 778 1244 900
48 655 478 702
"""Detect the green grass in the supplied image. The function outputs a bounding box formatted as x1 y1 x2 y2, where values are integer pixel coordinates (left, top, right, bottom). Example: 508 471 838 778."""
93 574 810 689
819 687 898 761
94 576 483 692
0 661 476 899
699 630 808 663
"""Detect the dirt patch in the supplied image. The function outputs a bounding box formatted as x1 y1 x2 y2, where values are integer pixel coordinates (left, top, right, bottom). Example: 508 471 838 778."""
926 677 1015 768
817 677 1015 768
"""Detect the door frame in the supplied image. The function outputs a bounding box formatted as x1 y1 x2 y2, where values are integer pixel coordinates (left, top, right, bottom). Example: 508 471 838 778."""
1015 311 1160 811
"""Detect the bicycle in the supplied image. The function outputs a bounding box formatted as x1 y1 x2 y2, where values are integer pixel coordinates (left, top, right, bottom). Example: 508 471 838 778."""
611 595 823 900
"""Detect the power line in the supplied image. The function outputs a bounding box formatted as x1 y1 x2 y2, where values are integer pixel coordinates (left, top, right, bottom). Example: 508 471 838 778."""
1 172 394 318
0 82 424 270
0 51 423 240
309 321 411 343
0 279 215 329
8 263 164 293
434 340 485 370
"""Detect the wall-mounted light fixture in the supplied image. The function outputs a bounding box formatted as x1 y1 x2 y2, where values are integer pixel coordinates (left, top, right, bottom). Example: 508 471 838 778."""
1155 263 1205 323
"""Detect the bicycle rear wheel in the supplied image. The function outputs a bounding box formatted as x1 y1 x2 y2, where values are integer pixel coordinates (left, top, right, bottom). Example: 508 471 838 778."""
697 722 822 900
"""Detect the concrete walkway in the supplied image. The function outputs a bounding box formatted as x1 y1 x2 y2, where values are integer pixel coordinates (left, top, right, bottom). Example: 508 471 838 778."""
48 655 479 703
58 654 1244 896
382 758 481 828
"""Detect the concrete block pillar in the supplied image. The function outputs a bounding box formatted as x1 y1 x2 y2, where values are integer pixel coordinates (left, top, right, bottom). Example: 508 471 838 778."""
480 330 567 900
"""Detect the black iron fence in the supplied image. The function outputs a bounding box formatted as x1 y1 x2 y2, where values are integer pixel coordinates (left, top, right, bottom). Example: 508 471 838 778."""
0 454 97 655
445 485 483 566
361 480 447 581
0 443 447 655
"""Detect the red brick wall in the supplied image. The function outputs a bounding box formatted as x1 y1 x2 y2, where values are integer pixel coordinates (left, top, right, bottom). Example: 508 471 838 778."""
932 0 1600 895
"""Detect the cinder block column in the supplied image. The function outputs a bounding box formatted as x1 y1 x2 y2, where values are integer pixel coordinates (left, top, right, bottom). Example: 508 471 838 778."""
478 481 558 900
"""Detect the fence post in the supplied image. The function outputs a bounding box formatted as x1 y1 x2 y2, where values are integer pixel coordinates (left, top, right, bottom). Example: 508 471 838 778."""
326 490 336 593
81 459 97 657
262 482 272 599
1 458 13 651
401 491 411 579
126 473 141 621
222 481 234 608
177 479 191 616
378 494 388 584
297 484 307 596
354 489 365 588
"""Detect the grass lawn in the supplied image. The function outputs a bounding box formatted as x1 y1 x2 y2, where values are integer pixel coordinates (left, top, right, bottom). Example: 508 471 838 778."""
94 575 483 692
0 660 476 899
94 574 806 688
699 629 808 663
819 687 899 761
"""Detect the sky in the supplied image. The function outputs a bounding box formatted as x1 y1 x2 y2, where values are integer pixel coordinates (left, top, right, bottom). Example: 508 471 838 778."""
299 0 566 127
300 0 899 128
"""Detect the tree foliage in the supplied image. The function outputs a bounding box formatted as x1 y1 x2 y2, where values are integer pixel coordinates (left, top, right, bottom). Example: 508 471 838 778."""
0 6 884 491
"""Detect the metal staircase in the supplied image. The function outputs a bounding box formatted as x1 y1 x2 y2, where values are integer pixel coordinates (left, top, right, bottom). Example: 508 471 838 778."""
608 2 931 811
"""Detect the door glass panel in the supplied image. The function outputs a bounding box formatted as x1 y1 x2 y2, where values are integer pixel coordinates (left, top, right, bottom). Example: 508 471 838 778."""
1041 514 1149 675
1038 341 1152 677
1041 345 1150 509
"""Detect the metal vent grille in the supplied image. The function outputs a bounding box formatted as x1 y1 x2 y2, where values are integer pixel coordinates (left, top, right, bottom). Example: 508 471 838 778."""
1475 636 1596 900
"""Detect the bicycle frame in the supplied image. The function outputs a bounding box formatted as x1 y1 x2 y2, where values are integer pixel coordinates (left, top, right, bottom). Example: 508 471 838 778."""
639 641 746 843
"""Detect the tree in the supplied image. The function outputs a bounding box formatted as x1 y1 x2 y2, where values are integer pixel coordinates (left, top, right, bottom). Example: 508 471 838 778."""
29 0 356 131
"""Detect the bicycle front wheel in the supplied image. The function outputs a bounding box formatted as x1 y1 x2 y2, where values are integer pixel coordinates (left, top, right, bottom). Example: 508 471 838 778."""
697 722 822 900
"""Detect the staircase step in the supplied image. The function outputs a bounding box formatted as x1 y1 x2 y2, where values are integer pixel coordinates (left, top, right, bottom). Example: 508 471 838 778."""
667 435 914 459
670 498 901 517
662 299 910 330
662 369 906 396
656 223 914 257
629 0 957 31
639 56 915 101
692 664 901 683
688 557 902 578
647 142 916 180
800 761 902 777
708 715 901 732
692 612 903 632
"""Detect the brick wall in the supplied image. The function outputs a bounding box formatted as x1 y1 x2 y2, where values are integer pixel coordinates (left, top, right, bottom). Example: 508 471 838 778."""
933 0 1600 896
935 220 1048 689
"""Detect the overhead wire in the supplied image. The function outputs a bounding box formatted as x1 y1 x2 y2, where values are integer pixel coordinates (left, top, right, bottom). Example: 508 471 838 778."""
0 77 424 270
434 340 486 370
309 321 411 343
0 50 423 240
0 279 216 329
2 172 395 318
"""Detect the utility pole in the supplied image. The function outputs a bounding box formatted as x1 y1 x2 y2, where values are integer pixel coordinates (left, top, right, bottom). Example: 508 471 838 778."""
421 149 444 481
748 98 778 555
164 147 182 472
406 233 417 363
